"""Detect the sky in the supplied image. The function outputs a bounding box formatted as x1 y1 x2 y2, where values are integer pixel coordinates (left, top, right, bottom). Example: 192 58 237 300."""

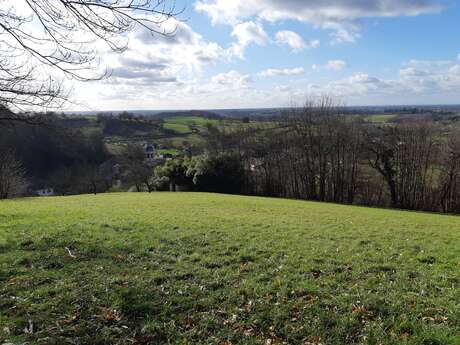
68 0 460 110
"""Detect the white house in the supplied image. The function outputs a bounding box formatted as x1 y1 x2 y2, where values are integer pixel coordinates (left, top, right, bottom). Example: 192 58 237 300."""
144 143 155 159
36 188 55 197
143 143 168 167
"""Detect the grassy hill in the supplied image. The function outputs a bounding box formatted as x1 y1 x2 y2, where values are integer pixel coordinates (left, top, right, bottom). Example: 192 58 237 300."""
69 113 232 153
1 193 459 344
162 116 220 135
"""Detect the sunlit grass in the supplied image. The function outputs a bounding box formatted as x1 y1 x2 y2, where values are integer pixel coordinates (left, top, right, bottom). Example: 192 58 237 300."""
1 193 459 344
364 114 398 123
163 116 220 134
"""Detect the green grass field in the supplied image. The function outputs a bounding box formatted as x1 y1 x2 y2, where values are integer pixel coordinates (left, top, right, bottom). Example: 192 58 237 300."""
163 122 192 134
165 116 220 126
1 193 459 344
163 116 221 134
364 114 398 123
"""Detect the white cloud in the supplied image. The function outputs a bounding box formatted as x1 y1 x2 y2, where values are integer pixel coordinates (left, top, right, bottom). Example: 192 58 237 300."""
258 67 305 77
313 60 347 71
329 27 361 44
211 70 252 88
72 46 460 110
70 20 232 108
204 56 460 108
230 21 269 58
196 0 442 43
73 58 460 110
99 20 230 88
313 58 460 104
275 31 319 52
326 60 347 70
405 59 452 69
457 53 460 61
450 64 460 75
399 67 428 78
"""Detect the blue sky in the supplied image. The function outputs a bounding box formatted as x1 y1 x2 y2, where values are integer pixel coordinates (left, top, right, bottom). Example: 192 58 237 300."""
72 0 460 110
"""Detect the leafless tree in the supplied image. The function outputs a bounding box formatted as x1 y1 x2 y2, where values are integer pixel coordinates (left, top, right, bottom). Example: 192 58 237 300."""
439 129 460 213
0 149 29 199
75 163 114 195
365 122 438 210
0 0 181 115
222 96 364 203
118 144 155 192
282 96 362 203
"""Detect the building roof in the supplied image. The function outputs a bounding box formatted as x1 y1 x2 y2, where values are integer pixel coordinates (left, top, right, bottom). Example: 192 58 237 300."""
144 144 155 152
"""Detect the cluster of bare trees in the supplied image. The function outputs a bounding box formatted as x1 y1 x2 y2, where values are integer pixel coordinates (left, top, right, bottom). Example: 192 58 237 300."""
276 98 362 203
364 123 439 210
229 99 366 204
207 98 460 214
439 130 460 213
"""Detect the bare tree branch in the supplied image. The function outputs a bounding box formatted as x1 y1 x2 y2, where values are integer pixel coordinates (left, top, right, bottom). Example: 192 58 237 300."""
0 0 182 114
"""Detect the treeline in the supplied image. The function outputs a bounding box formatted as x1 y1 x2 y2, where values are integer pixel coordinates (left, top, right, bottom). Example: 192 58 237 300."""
4 99 460 215
0 117 113 197
159 97 460 214
0 115 181 198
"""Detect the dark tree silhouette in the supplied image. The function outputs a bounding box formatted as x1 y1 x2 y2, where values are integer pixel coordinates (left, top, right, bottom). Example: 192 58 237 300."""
0 149 28 199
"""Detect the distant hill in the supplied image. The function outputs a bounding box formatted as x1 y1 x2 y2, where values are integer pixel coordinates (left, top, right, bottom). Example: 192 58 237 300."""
66 104 460 119
153 110 222 120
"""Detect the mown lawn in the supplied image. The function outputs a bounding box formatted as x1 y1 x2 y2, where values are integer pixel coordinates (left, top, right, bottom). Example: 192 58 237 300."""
0 193 459 345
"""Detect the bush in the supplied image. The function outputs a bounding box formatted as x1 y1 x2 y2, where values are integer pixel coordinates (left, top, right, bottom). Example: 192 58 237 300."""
187 153 244 194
